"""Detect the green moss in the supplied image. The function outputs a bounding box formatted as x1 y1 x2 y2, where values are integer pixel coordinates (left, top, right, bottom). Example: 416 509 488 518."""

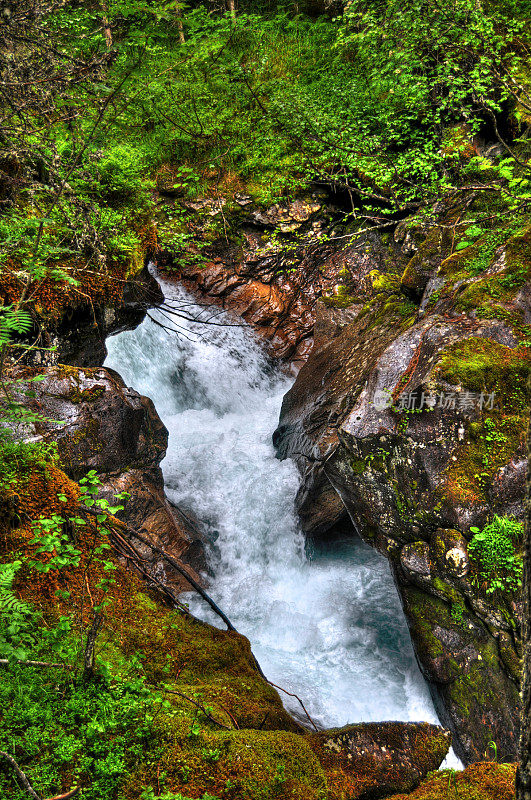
444 638 513 746
387 762 516 800
442 413 526 505
440 220 526 280
402 588 516 758
69 386 106 404
498 634 521 684
436 337 530 394
440 222 530 328
400 228 446 294
431 576 464 605
321 284 356 309
435 338 529 502
505 225 531 279
402 588 447 662
124 723 327 800
350 458 366 475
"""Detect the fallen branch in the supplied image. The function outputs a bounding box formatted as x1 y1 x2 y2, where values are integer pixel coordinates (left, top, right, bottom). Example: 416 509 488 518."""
0 659 73 669
265 681 320 732
45 790 79 800
107 531 193 617
217 701 240 730
0 750 41 800
0 751 79 800
83 611 103 680
163 689 232 729
80 508 320 733
80 506 237 631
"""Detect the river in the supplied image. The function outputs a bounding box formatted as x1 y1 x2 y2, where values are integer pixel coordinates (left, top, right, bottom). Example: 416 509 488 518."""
105 272 455 748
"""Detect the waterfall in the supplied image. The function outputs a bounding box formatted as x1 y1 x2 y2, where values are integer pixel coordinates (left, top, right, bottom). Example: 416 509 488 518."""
105 272 457 754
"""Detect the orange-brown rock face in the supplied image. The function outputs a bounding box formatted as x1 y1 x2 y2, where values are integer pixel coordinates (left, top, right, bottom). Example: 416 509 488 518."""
157 195 392 372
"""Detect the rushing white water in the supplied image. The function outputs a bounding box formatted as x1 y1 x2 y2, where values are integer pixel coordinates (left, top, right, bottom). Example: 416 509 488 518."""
105 273 452 740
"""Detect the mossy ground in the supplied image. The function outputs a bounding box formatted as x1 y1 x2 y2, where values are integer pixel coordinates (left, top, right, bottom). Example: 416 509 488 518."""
387 762 516 800
1 462 329 800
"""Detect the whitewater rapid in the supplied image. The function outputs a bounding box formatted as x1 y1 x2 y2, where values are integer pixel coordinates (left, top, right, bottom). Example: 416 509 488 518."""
105 273 453 741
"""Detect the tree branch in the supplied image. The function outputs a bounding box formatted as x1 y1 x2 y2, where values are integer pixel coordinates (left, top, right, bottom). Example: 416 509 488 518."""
0 751 41 800
0 659 73 669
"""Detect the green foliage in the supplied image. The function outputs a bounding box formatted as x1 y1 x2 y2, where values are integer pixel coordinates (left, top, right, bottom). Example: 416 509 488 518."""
456 221 523 275
140 789 220 800
0 662 163 800
0 561 37 662
1 0 529 306
1 470 126 665
450 603 467 630
0 432 58 488
0 307 33 345
0 561 31 614
468 515 523 595
27 471 125 610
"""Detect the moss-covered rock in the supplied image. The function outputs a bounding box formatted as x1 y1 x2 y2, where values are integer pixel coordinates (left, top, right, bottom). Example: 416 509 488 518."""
402 587 520 763
11 364 205 592
436 337 530 396
124 725 327 800
400 228 450 298
307 722 450 800
273 210 530 764
388 762 516 800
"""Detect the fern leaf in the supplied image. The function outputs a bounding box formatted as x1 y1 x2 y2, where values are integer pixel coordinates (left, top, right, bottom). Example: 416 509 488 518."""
0 561 31 614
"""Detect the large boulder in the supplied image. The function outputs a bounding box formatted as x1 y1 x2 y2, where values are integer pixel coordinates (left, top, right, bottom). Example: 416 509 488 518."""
13 364 204 591
274 222 531 763
307 722 450 800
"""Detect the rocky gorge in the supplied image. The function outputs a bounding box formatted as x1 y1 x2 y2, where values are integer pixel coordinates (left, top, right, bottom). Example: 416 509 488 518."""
2 2 530 797
2 172 528 799
0 233 456 799
151 186 530 767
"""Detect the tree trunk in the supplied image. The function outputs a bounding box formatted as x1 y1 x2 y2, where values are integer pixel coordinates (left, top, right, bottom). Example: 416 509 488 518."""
227 0 236 19
176 1 185 43
517 398 531 799
102 2 112 49
83 611 103 680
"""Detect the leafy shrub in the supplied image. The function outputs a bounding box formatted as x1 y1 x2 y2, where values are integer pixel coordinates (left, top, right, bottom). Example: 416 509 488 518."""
91 144 148 204
0 433 58 489
0 662 162 800
468 515 523 595
140 789 220 800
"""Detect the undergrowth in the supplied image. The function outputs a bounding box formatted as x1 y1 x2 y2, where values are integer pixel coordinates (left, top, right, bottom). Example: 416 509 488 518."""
468 516 523 596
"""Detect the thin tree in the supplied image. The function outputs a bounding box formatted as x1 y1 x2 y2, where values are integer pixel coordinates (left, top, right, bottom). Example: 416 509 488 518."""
517 402 531 798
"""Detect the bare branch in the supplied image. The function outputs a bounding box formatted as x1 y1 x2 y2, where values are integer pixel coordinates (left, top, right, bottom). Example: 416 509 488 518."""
0 659 73 669
0 750 41 800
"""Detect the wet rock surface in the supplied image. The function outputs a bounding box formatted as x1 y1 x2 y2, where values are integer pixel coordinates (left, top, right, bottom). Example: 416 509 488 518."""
178 196 530 764
271 217 530 764
308 721 450 800
36 266 163 368
13 365 204 591
157 192 394 372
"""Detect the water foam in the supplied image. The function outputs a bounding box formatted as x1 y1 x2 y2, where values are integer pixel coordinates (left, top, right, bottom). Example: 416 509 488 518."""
105 275 460 763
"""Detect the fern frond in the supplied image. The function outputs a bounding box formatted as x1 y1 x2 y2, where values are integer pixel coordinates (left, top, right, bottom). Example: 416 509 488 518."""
0 561 31 614
0 307 33 343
